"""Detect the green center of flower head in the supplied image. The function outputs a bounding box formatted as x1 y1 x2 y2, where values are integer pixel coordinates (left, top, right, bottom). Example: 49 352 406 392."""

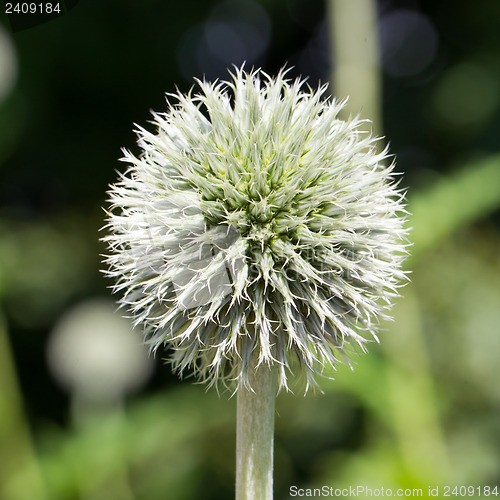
169 76 337 243
105 67 408 391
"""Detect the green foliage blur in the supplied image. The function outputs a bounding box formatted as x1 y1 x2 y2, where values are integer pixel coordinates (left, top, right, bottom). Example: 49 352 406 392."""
1 1 500 499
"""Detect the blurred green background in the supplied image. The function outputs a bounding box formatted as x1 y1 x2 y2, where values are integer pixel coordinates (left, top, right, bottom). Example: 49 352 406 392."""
1 0 500 499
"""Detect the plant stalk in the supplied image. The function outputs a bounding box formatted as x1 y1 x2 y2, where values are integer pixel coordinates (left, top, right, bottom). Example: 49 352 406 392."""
236 361 276 500
328 0 382 132
0 314 48 500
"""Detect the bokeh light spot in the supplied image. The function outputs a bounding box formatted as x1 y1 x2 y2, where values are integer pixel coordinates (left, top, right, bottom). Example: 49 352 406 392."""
176 0 271 81
379 9 439 78
432 63 499 130
47 299 154 402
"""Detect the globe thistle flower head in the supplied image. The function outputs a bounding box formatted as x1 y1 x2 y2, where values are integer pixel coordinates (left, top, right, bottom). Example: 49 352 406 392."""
103 67 408 392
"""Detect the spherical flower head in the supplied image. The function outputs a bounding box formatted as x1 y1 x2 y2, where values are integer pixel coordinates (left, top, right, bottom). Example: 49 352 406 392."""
103 67 408 392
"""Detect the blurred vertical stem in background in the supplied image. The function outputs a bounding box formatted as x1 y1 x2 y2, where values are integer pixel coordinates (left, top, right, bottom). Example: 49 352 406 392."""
327 0 382 132
384 288 450 482
327 0 449 484
0 315 47 500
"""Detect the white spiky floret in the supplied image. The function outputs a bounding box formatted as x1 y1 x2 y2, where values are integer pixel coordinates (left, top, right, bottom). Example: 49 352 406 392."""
103 67 409 392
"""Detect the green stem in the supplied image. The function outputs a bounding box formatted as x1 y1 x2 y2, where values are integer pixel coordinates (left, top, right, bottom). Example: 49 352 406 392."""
328 0 382 132
236 361 275 500
0 314 47 500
